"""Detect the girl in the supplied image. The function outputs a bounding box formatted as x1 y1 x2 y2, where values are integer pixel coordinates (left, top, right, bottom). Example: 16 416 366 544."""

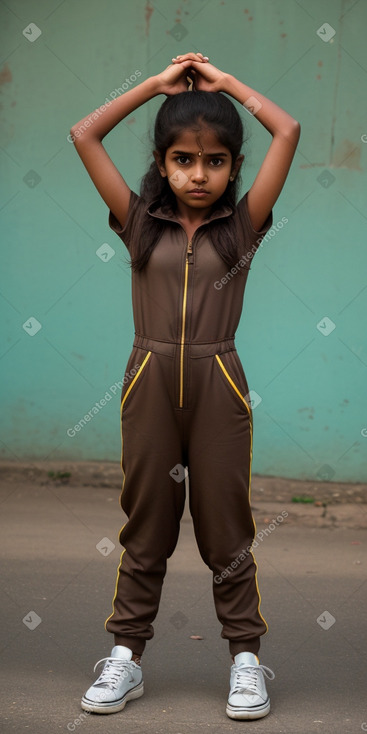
71 52 300 721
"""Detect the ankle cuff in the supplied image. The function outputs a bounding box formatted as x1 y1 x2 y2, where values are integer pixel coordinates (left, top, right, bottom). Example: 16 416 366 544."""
229 638 260 656
113 636 146 657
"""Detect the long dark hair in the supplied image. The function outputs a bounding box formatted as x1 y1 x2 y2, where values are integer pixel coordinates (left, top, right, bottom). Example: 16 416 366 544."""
129 90 249 271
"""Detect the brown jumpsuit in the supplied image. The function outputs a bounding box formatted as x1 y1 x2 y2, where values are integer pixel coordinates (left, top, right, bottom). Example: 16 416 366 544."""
104 190 273 657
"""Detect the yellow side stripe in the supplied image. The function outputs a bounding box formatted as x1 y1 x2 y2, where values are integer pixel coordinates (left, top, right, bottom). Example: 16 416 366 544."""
248 416 268 633
215 352 267 633
247 397 268 632
104 351 152 629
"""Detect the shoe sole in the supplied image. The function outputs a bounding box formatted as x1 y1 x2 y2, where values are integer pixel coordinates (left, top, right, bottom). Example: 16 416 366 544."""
81 681 144 714
226 698 270 720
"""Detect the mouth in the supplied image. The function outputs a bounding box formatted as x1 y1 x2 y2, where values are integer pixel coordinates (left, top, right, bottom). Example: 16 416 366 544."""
187 189 210 195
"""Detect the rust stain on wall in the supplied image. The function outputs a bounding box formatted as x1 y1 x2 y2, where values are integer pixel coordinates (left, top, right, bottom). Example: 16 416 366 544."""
331 139 362 170
300 140 362 170
0 64 12 85
145 1 154 36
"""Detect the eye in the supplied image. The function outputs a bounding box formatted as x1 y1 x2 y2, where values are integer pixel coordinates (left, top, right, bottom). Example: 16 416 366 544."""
173 156 224 166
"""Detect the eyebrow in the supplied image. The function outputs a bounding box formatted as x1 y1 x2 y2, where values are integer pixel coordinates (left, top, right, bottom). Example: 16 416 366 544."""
171 150 228 157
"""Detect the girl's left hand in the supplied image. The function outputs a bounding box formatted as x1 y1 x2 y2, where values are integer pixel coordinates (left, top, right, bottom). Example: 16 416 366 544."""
172 54 228 93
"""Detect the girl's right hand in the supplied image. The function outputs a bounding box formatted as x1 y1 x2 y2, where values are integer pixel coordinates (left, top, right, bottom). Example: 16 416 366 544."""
155 52 209 96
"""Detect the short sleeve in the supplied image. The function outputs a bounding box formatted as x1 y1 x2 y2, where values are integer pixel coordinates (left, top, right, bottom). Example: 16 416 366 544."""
108 189 143 252
234 191 273 268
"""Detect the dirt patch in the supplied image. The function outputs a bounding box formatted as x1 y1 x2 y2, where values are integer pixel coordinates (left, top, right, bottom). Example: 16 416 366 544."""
1 460 365 503
0 461 366 530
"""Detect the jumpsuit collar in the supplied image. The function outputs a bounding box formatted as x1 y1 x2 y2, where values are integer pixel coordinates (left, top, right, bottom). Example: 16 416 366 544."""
147 198 233 226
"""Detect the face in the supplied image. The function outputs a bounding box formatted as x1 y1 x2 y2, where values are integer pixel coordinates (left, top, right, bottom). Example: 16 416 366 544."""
154 127 243 216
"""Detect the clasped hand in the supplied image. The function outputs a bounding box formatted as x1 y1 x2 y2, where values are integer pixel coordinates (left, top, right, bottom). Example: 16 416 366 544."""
156 52 228 95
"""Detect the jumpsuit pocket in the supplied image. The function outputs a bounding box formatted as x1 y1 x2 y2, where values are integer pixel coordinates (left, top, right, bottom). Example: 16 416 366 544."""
120 350 152 410
215 352 252 420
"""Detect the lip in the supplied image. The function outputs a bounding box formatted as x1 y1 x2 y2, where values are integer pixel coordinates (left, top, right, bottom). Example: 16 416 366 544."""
188 190 210 196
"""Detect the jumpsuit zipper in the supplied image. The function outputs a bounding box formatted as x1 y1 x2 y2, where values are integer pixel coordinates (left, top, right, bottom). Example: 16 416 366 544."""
179 238 193 408
145 205 234 410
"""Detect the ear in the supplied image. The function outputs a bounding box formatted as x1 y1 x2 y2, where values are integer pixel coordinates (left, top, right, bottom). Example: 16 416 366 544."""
153 150 167 177
231 154 244 179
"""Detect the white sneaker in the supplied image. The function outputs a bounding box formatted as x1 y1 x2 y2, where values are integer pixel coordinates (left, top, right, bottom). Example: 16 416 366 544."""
81 645 144 714
226 651 275 720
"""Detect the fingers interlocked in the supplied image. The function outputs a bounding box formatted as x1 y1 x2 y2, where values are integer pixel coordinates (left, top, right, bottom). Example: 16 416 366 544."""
172 52 209 63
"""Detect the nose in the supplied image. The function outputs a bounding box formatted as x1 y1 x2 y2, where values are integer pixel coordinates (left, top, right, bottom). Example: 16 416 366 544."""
191 161 207 182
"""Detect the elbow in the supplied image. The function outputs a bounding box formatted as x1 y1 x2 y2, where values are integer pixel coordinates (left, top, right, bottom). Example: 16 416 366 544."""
288 120 301 143
68 124 101 146
69 124 87 145
68 126 77 144
274 120 301 146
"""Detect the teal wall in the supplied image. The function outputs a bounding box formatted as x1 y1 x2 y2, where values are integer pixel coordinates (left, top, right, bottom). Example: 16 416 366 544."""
1 0 366 481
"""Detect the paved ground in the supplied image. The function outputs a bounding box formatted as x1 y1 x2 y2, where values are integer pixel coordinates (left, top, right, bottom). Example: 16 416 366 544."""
0 464 366 733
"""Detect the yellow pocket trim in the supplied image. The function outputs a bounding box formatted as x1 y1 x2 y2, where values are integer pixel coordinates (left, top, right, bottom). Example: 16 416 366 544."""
121 351 152 409
215 354 252 418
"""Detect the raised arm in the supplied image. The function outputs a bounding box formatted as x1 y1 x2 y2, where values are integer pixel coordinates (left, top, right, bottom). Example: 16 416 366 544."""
70 77 159 228
70 54 209 229
221 75 300 231
176 55 301 232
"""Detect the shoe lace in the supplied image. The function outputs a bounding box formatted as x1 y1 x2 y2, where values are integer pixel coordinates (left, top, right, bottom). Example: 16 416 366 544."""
92 656 135 690
232 663 275 695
